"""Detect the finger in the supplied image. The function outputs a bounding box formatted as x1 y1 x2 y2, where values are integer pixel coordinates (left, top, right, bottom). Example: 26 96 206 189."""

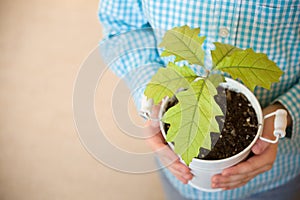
251 138 270 155
222 180 249 190
222 146 276 176
212 176 249 189
221 159 257 177
212 164 269 187
169 161 192 175
169 167 193 181
170 172 190 184
221 158 272 177
212 173 247 186
168 167 193 184
159 153 193 184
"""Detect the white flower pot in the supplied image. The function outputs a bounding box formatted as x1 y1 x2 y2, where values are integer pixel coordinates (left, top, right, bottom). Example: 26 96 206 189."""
159 78 263 192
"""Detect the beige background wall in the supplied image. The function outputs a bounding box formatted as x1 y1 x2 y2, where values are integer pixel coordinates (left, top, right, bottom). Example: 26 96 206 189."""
0 0 164 199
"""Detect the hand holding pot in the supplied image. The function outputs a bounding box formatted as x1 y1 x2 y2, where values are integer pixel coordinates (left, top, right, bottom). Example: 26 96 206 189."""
212 103 292 190
143 104 193 184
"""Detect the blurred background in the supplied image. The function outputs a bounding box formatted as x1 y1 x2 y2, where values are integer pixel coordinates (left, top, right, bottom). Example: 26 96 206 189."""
0 0 164 199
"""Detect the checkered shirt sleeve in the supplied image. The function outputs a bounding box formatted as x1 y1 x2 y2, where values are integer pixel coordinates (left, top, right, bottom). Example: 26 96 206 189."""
98 0 164 110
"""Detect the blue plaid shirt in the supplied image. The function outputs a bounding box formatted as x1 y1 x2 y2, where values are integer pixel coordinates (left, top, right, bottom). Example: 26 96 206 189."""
99 0 300 199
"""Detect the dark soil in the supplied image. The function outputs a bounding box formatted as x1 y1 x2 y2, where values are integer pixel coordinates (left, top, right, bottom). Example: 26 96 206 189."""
164 87 258 160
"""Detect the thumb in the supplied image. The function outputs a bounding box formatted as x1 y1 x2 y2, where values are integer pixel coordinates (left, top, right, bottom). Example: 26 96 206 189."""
251 139 270 155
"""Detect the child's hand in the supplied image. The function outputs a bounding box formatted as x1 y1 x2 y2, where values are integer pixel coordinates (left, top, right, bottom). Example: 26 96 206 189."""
211 103 291 190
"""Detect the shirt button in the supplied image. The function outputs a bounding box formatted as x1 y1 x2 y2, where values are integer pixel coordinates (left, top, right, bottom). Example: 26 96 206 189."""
219 27 230 38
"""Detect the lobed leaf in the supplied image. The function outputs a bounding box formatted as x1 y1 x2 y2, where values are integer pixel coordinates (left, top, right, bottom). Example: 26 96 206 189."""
144 62 197 104
159 25 206 66
211 43 241 68
212 43 283 91
163 79 223 165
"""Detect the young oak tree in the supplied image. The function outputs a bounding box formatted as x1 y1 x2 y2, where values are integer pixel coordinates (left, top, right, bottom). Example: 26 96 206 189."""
144 25 283 165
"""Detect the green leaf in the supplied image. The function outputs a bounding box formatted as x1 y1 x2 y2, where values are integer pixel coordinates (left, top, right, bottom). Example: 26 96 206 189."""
211 43 241 68
207 73 226 88
212 43 283 91
144 62 197 104
163 79 223 165
159 25 206 66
